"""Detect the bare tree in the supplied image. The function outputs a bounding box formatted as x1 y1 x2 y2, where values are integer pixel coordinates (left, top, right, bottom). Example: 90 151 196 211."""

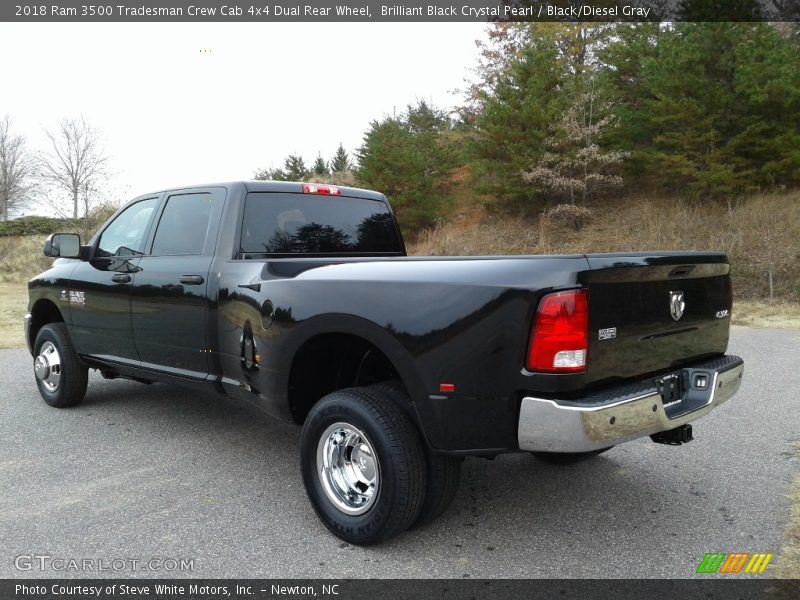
522 79 629 205
752 213 794 302
0 115 33 221
39 116 108 219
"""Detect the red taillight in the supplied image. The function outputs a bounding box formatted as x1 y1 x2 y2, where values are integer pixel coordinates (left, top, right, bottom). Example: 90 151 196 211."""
526 289 588 373
303 183 341 196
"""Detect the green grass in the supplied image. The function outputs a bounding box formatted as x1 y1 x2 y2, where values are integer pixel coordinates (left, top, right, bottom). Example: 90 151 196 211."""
0 283 28 350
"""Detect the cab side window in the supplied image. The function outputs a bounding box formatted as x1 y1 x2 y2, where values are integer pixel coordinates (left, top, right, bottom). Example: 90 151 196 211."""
97 198 158 257
151 193 214 256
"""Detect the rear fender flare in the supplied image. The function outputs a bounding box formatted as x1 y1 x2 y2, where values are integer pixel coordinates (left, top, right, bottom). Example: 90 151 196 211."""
277 313 427 423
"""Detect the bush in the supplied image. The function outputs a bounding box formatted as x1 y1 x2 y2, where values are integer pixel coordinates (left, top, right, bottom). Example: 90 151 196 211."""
0 216 73 237
0 204 117 239
542 204 593 230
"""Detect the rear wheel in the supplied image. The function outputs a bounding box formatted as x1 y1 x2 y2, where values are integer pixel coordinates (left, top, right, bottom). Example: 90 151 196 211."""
33 323 88 408
413 450 462 528
300 386 426 544
370 381 462 527
531 447 613 465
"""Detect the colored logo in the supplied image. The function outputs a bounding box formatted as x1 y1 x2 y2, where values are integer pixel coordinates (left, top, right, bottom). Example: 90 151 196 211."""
696 552 773 574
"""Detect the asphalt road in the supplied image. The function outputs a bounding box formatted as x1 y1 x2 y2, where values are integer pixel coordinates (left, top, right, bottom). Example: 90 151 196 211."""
1 326 798 579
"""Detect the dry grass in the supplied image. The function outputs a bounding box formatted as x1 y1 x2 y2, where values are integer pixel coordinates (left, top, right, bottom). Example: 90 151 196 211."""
408 191 800 303
733 301 800 330
0 283 28 350
775 444 800 578
0 236 51 349
0 235 52 283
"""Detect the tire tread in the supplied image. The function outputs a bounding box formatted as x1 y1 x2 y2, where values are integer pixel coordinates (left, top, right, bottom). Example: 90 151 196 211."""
370 381 462 527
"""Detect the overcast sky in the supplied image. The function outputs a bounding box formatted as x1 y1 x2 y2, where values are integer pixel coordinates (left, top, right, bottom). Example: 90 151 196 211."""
0 22 486 215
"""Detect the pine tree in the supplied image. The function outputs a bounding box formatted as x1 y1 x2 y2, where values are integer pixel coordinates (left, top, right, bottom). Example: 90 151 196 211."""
283 154 309 181
642 23 800 195
312 154 329 176
330 144 351 173
471 33 565 203
598 23 663 176
356 101 457 231
470 24 615 205
253 167 286 181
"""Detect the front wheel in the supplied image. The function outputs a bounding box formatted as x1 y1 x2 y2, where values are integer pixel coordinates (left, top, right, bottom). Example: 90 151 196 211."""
300 387 427 545
33 323 88 408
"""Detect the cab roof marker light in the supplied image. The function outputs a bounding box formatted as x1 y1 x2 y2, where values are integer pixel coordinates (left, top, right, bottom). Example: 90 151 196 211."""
303 183 341 196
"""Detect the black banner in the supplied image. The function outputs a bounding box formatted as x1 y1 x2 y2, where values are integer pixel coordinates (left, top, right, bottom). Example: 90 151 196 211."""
3 579 800 600
2 0 799 22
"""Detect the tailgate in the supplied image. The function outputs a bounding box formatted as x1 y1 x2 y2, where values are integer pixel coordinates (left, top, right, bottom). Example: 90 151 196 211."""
583 252 732 387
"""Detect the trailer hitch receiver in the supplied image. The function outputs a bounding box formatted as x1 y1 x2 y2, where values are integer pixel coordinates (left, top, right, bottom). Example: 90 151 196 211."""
650 424 694 445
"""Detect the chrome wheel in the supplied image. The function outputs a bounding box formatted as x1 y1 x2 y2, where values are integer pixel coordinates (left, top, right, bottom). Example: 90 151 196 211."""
34 341 62 392
316 422 380 515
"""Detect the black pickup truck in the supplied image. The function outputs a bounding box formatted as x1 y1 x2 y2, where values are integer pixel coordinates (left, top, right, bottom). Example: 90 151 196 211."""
26 181 744 543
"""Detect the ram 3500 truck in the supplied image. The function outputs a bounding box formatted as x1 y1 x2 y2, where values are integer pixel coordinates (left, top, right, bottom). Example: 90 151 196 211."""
25 181 744 543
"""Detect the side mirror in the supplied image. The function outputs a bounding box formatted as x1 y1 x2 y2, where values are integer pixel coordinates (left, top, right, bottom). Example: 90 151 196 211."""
44 233 82 259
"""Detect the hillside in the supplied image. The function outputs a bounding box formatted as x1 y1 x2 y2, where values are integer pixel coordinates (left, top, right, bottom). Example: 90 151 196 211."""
408 187 800 307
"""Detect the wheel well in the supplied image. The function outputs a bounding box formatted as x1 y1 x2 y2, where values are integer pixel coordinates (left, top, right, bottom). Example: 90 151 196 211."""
288 333 404 424
30 299 64 348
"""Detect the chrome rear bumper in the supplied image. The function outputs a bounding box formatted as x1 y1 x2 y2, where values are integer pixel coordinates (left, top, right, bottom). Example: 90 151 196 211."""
518 356 744 453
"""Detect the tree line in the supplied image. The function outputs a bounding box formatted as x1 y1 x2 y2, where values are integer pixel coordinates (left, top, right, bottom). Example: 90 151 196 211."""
5 20 798 236
257 21 798 233
466 21 799 204
254 143 354 183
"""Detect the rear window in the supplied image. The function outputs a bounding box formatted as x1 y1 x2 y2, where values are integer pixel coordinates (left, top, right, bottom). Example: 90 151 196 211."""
240 193 402 256
151 193 214 256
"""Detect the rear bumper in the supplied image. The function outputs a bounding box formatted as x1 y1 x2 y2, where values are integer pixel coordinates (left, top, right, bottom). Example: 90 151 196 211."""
518 355 744 453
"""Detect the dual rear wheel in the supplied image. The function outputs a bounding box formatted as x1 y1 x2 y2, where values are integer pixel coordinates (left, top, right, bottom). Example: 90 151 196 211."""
300 385 462 545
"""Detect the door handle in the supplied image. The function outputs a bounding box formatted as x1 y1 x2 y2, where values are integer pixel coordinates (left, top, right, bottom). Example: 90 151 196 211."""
111 273 131 284
179 275 205 285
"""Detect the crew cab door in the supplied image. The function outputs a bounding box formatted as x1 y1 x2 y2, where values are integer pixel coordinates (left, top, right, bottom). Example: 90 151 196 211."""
130 188 226 379
69 196 160 364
